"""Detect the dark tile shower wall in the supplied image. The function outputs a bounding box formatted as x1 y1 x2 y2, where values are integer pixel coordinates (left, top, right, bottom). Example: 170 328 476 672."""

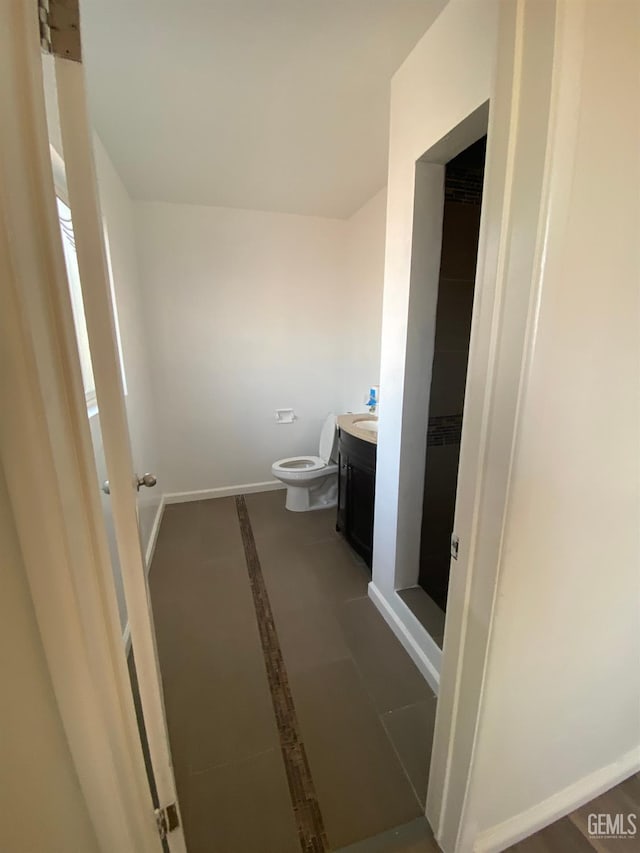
418 138 485 610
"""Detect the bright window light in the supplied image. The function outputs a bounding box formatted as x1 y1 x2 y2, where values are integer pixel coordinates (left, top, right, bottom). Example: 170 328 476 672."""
56 196 98 409
56 195 128 410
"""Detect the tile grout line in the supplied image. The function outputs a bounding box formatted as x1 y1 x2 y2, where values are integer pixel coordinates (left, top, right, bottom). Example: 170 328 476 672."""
378 712 426 811
347 658 425 812
337 599 436 813
235 495 331 853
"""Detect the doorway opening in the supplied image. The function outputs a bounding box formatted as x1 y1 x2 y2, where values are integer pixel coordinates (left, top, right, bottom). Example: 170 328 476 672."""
418 137 486 625
396 123 488 659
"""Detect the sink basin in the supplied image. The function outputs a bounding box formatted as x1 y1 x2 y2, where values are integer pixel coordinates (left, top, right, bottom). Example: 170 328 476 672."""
353 419 378 434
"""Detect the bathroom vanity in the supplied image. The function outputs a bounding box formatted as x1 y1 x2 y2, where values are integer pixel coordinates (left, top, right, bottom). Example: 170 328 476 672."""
336 414 377 568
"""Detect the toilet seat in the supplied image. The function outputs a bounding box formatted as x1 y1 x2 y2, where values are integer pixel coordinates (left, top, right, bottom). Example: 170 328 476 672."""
318 415 337 463
272 413 338 478
272 455 327 473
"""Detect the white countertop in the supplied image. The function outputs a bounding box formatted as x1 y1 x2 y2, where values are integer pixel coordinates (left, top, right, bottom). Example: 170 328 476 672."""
337 413 378 445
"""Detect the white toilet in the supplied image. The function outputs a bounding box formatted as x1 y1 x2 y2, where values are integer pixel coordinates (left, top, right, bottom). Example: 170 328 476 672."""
272 413 339 512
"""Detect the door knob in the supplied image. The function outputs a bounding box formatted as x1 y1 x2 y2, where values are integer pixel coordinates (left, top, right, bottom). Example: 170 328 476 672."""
101 474 157 495
136 473 157 491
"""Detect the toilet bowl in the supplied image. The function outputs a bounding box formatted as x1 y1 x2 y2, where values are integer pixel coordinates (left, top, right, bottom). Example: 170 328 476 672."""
272 414 338 512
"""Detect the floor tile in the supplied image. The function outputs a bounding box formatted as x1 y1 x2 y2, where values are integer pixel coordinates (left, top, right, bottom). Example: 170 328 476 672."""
182 622 280 773
381 699 438 805
183 748 300 853
398 588 446 647
569 779 640 852
154 497 245 569
159 645 279 777
308 538 371 604
619 772 640 809
339 596 434 713
335 817 439 853
290 658 421 849
274 602 351 675
150 494 640 853
246 489 336 545
257 541 326 615
152 501 204 564
150 493 437 852
387 841 440 853
508 817 590 852
199 496 246 559
151 526 280 774
151 556 258 684
151 553 250 621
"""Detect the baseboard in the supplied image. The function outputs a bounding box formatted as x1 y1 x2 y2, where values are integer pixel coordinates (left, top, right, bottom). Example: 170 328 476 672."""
122 496 166 652
164 480 285 504
473 747 640 853
368 582 440 694
144 496 165 574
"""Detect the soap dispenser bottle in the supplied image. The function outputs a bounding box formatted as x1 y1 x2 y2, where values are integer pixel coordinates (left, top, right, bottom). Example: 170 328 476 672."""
366 385 379 414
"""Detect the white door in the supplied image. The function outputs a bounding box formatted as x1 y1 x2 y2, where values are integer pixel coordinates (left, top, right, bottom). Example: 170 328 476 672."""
52 186 129 628
47 52 188 853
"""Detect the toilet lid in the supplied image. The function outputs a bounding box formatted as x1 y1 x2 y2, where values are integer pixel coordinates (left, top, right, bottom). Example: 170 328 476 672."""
318 413 337 463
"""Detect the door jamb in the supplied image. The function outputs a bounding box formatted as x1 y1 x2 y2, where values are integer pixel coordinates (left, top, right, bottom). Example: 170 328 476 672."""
427 1 559 850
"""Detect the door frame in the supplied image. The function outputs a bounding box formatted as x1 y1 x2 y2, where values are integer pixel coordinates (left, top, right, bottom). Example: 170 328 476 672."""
0 4 174 851
428 1 560 848
369 0 562 850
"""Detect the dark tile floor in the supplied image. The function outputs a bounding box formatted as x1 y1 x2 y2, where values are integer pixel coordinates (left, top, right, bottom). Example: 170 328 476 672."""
149 491 438 853
397 588 446 650
147 490 639 853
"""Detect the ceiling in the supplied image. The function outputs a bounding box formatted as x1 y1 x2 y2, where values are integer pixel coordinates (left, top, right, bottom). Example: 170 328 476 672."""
80 1 446 219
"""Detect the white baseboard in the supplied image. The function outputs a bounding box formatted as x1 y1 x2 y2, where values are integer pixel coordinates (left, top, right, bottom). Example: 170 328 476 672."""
164 480 285 504
473 747 640 853
368 582 441 694
144 496 165 574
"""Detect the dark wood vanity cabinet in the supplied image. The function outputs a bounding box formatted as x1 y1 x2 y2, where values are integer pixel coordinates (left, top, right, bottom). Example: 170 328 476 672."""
336 429 376 568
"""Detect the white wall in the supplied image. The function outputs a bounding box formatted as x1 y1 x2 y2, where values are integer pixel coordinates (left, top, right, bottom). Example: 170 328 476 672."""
135 191 386 496
0 466 101 853
429 2 561 846
370 0 498 681
373 0 497 597
462 0 640 846
376 0 640 849
368 0 637 849
342 187 387 413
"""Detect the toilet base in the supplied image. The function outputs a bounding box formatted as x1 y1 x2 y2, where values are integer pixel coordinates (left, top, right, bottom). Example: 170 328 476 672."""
284 473 338 512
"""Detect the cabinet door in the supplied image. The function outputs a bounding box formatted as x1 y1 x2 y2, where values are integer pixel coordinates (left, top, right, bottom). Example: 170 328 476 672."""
346 462 375 567
337 450 348 533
